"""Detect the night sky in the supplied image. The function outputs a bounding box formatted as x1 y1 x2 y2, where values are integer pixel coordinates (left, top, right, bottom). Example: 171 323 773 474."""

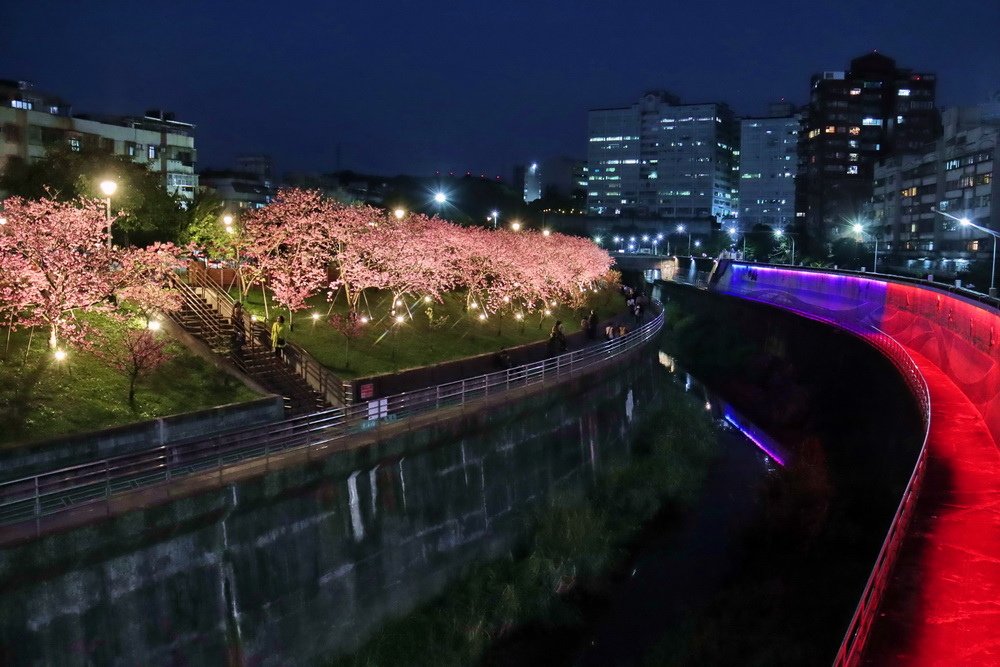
2 0 997 180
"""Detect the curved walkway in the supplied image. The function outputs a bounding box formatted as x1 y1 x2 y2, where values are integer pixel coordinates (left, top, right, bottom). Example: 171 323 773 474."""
863 350 1000 665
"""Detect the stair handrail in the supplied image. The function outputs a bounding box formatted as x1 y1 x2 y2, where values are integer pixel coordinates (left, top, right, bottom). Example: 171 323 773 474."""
186 264 349 406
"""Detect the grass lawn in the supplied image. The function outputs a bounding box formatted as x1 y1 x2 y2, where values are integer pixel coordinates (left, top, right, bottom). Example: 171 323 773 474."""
233 286 624 379
0 318 259 448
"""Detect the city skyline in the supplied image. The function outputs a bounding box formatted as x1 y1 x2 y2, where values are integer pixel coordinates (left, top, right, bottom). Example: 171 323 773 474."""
2 0 997 179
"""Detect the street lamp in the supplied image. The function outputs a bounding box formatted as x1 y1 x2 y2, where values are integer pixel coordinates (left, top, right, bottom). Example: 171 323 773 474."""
490 210 499 229
935 208 998 296
852 222 879 273
654 233 663 254
99 179 117 248
510 220 522 232
775 229 796 265
542 229 551 237
394 208 406 220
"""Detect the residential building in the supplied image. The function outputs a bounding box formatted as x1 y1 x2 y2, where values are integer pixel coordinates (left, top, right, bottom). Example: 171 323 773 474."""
0 79 198 200
586 90 739 235
199 169 273 212
872 103 998 273
738 102 800 230
797 52 940 246
235 154 274 189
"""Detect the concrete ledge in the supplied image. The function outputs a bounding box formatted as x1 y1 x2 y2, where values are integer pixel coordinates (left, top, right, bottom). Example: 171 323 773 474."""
0 395 285 482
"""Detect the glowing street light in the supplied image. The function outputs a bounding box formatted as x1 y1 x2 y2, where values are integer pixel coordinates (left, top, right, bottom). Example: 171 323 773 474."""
395 314 406 324
147 320 162 331
433 192 447 204
99 179 117 248
490 210 499 229
542 229 551 237
934 207 998 296
394 208 406 220
478 312 487 321
0 216 7 225
53 349 68 362
852 221 879 273
511 221 522 231
774 229 796 265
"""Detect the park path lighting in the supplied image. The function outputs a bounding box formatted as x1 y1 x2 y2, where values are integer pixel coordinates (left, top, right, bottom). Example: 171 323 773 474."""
542 229 551 237
394 208 406 220
99 179 117 248
433 192 447 204
851 222 879 273
594 236 603 245
775 229 796 265
53 349 68 362
147 320 162 332
0 216 6 225
511 221 522 232
478 312 487 321
490 210 499 229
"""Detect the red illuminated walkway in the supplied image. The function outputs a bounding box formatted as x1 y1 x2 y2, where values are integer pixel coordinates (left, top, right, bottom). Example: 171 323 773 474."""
863 350 1000 666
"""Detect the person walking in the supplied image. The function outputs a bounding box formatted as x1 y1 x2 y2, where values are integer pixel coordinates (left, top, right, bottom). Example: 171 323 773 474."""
550 320 567 354
587 309 599 340
231 302 247 358
271 315 287 359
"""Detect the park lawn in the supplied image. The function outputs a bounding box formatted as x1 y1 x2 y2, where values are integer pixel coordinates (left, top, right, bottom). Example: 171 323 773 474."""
234 286 623 379
0 319 259 448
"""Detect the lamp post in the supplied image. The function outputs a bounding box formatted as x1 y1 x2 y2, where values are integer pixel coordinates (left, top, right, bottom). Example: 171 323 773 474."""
433 191 447 217
490 210 499 229
935 208 998 296
654 233 663 254
851 222 879 273
99 179 117 248
775 229 795 265
394 208 406 220
510 220 522 232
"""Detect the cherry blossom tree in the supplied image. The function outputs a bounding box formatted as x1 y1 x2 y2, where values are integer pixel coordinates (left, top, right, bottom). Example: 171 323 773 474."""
116 242 184 324
94 327 173 404
242 189 332 327
0 196 117 349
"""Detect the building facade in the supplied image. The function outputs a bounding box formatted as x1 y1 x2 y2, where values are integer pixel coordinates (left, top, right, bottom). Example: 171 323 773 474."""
738 102 800 230
797 52 940 246
586 91 739 230
872 104 998 273
0 80 198 200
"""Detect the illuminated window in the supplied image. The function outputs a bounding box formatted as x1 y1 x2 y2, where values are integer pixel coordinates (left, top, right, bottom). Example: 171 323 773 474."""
898 89 911 96
847 166 859 175
849 153 859 162
862 118 882 126
68 138 80 152
849 127 861 136
825 126 836 134
808 129 821 139
10 99 33 110
148 145 158 159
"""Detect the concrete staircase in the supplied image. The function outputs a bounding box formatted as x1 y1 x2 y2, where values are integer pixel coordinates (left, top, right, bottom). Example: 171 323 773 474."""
169 283 328 416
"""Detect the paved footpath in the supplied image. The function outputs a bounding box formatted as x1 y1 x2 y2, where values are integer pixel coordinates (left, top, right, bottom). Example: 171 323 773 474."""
863 350 1000 665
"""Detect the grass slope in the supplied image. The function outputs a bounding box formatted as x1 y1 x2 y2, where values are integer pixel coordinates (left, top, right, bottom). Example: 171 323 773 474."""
233 286 623 379
0 321 259 448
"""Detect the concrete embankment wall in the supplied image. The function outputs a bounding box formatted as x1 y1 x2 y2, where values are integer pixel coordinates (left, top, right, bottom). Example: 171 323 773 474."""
0 396 284 481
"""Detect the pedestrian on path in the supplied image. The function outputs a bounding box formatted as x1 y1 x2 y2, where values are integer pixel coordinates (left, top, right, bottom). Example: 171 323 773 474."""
588 309 599 339
271 315 287 359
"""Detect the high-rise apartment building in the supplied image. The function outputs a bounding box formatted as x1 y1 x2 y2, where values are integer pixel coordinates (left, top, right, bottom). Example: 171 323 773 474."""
587 91 738 229
0 79 198 200
872 104 998 272
738 102 800 230
797 52 940 246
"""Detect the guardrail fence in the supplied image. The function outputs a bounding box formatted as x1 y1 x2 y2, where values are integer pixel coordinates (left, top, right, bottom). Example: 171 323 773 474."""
0 304 664 540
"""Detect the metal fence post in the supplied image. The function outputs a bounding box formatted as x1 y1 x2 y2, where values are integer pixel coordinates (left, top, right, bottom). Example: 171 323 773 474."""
461 379 466 406
34 476 41 537
105 460 111 516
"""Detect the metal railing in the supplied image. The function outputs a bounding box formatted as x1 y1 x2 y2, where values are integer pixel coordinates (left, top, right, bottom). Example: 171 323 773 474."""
186 266 351 406
0 305 664 540
832 328 931 667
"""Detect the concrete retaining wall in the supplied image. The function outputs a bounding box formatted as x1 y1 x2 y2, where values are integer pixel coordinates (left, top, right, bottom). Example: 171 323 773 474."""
0 395 284 482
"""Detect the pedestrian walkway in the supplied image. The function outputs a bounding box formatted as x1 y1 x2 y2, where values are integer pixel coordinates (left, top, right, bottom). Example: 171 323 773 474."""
863 350 1000 666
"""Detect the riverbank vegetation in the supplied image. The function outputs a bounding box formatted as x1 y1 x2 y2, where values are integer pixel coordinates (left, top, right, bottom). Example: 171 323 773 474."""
328 379 719 667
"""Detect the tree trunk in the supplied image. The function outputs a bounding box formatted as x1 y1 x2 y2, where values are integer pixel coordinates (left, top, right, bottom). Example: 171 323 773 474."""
128 370 138 404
